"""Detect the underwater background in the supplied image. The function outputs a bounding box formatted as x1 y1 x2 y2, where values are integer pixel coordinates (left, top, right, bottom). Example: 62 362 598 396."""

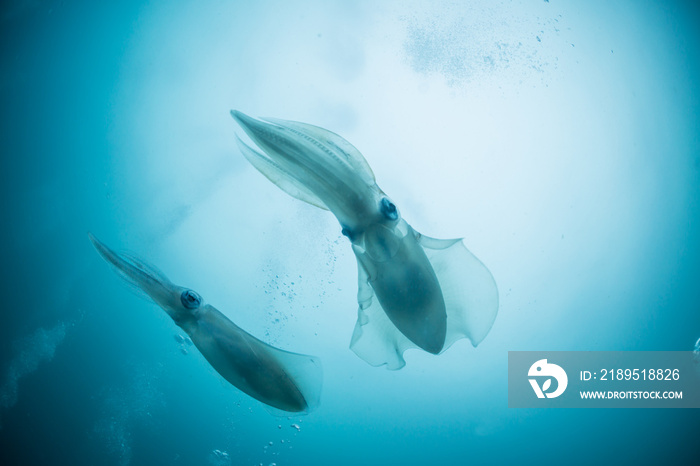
1 0 699 464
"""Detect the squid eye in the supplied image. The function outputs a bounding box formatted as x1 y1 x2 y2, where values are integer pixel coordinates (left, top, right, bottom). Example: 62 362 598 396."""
380 197 398 220
180 290 202 309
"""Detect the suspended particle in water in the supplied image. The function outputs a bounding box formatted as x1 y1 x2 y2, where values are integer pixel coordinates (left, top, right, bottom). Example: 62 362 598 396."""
291 423 300 432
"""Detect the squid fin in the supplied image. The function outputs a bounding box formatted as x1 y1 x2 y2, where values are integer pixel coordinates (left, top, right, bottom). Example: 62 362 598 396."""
417 232 499 348
349 256 414 370
257 347 323 416
349 228 498 369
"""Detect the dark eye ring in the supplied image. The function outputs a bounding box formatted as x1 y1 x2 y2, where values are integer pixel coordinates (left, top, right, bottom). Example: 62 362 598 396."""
380 197 398 220
180 290 202 309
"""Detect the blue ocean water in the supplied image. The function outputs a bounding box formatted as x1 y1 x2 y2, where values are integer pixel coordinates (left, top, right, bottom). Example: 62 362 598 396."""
1 0 699 464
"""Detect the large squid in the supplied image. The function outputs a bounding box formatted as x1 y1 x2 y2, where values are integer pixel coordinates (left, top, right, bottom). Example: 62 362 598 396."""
88 233 322 413
231 111 498 370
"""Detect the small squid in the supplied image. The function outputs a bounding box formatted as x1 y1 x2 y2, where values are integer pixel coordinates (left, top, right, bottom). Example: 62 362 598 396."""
88 233 322 413
231 111 498 370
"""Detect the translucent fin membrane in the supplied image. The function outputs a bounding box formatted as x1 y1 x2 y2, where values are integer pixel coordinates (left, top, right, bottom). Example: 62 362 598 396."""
192 305 323 414
350 259 417 370
257 344 323 416
350 228 498 370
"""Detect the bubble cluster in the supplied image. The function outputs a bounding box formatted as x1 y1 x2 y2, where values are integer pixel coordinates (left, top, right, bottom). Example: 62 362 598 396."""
401 2 571 87
260 267 297 343
92 363 165 466
173 333 193 355
259 419 303 463
209 449 230 466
